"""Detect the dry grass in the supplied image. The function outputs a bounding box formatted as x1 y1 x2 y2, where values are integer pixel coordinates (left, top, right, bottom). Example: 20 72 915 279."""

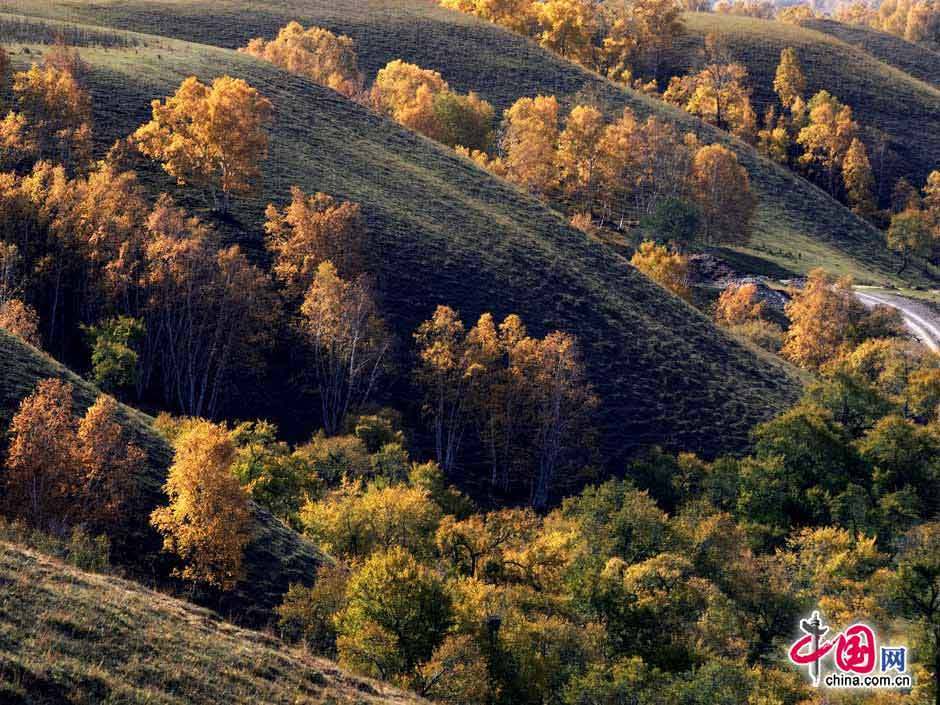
0 541 425 705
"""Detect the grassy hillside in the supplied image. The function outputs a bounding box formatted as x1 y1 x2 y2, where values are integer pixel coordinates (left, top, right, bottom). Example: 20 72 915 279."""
802 18 940 91
0 0 925 287
0 541 423 705
0 329 324 624
668 13 940 203
0 15 805 468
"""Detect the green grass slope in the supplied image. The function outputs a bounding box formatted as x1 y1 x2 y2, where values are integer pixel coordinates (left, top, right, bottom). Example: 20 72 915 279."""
0 329 324 624
0 542 423 705
0 15 804 466
802 18 940 91
668 13 940 202
0 0 923 286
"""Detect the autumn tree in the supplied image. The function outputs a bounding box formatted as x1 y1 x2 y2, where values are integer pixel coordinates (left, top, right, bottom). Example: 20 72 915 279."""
842 137 877 219
150 420 252 591
0 45 9 99
240 22 364 97
0 298 40 346
782 268 867 368
714 282 764 327
690 144 755 245
439 0 538 35
630 240 691 301
2 378 80 530
3 379 141 533
663 36 756 141
133 76 273 212
371 60 494 151
414 305 477 473
300 261 390 436
75 394 144 529
887 207 934 274
606 0 685 78
142 196 273 417
797 90 860 195
300 479 442 559
773 47 806 110
557 104 606 212
527 331 597 508
534 0 599 67
264 187 364 300
12 63 92 169
499 95 561 197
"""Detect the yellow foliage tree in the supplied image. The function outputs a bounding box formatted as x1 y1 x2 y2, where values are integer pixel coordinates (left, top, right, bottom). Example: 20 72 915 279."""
690 143 755 245
300 262 390 436
240 22 364 97
499 95 560 197
264 187 364 299
782 268 867 369
133 76 273 212
714 282 764 327
630 240 691 301
439 0 537 35
150 420 252 590
797 90 859 195
663 49 756 141
0 298 40 347
371 60 493 150
300 479 442 559
773 47 806 110
842 137 877 219
534 0 599 67
12 63 92 169
556 104 606 212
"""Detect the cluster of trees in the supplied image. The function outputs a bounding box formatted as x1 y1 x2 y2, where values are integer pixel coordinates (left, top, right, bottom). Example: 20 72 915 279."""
413 306 597 508
371 60 495 152
467 95 755 245
440 0 686 83
1 379 143 537
242 22 496 152
663 34 758 141
268 358 940 703
240 21 365 98
836 0 940 47
885 169 940 273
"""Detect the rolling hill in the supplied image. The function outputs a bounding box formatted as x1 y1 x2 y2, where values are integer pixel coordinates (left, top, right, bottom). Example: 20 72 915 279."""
666 13 940 204
0 13 805 470
0 541 423 705
802 17 940 91
0 329 324 624
0 0 927 286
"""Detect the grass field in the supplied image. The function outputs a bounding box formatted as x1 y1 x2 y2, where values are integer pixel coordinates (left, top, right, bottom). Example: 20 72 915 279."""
803 18 940 91
667 13 940 204
0 12 809 469
0 329 324 624
0 541 423 705
0 0 928 289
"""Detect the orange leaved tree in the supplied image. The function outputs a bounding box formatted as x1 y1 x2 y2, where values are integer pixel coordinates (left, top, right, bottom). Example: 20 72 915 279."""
151 420 252 591
133 76 273 213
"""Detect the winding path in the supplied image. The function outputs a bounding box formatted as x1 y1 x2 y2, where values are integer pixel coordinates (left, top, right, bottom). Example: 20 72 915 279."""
854 289 940 352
